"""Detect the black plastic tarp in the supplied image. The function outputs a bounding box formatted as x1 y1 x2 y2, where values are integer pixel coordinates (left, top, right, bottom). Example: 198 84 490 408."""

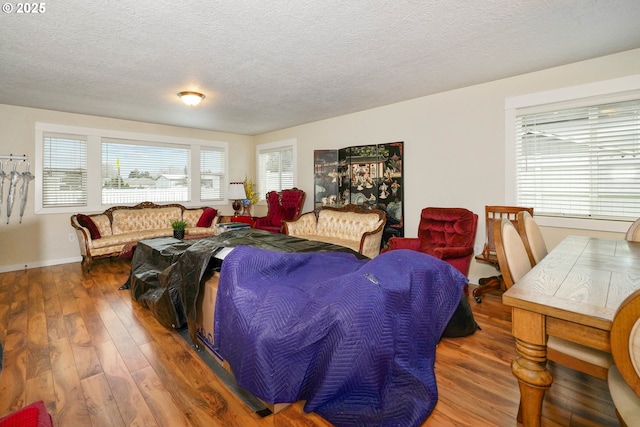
126 228 366 343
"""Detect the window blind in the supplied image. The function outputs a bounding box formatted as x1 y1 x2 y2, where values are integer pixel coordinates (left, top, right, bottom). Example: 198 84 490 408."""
515 98 640 221
200 148 225 201
258 145 294 198
42 134 87 207
102 139 190 204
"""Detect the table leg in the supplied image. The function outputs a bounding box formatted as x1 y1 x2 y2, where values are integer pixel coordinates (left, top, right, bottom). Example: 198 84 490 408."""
510 309 553 427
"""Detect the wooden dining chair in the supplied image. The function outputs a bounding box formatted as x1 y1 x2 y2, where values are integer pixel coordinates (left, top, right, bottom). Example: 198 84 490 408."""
516 211 548 267
473 205 533 302
608 288 640 427
494 217 613 380
626 217 640 242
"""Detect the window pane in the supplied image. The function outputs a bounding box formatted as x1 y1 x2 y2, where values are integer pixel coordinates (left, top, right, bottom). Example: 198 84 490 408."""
102 139 190 204
200 148 224 201
515 99 640 220
43 134 87 207
258 145 294 197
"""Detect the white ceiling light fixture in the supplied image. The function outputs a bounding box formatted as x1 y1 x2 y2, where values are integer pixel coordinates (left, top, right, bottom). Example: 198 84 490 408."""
178 91 205 106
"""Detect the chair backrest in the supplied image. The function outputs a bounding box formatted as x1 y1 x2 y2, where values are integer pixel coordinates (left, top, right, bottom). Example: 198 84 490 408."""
480 206 534 260
516 211 548 266
417 207 478 252
280 187 306 221
494 217 532 289
610 288 640 398
626 218 640 242
263 188 306 224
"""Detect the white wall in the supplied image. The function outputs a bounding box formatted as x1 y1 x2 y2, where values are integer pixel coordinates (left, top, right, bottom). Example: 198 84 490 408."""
255 48 640 283
0 105 254 272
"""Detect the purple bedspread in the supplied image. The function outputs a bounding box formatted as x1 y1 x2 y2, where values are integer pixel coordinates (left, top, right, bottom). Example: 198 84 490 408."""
214 246 467 427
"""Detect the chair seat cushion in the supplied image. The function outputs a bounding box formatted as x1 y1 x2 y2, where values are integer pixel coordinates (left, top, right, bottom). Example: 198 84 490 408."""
608 366 640 427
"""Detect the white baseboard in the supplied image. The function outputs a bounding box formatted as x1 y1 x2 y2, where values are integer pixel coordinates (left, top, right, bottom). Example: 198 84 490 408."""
0 256 83 273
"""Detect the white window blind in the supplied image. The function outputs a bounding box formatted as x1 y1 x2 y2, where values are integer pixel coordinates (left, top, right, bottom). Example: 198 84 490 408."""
102 139 190 204
515 98 640 221
42 133 87 207
258 144 294 198
200 148 225 201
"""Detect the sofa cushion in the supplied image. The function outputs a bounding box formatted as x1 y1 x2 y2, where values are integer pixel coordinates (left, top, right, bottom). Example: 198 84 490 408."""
91 229 172 249
77 214 101 239
303 235 360 254
112 207 182 234
196 207 217 227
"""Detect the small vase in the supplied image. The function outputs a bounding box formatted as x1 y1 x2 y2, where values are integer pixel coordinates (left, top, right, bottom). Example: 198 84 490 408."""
173 229 185 240
242 204 251 216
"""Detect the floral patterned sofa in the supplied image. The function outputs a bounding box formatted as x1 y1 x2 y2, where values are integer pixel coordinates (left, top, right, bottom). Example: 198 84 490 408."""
283 204 386 258
70 201 218 271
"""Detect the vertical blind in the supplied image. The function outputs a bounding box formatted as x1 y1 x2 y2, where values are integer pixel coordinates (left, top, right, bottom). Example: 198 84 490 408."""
258 145 294 198
42 134 87 207
515 98 640 220
200 148 225 201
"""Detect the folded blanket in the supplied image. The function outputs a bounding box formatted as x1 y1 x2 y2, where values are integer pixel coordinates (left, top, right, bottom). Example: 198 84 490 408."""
214 247 467 427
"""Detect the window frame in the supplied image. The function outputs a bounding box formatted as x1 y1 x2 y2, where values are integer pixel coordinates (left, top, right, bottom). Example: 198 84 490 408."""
35 122 229 214
255 138 297 202
505 74 640 233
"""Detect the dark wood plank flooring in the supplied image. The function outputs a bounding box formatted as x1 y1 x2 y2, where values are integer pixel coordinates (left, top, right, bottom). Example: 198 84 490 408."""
0 259 618 426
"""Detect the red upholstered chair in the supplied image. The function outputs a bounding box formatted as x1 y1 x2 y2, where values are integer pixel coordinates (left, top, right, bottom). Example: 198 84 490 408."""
0 400 53 427
254 188 306 233
387 207 478 286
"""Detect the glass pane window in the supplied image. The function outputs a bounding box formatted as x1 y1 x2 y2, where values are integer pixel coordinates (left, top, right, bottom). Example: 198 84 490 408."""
102 139 190 205
515 98 640 221
258 143 294 198
200 148 225 201
42 134 87 207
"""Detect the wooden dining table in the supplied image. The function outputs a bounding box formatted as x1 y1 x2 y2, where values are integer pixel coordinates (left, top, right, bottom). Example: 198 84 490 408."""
502 235 640 427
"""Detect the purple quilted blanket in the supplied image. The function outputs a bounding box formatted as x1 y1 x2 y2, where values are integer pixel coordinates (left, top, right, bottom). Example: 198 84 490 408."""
214 247 467 427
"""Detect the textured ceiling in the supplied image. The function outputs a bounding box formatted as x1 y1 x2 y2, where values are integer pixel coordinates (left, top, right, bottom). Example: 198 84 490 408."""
1 1 640 135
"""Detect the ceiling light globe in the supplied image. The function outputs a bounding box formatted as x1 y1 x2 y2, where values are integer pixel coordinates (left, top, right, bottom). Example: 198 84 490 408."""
178 91 205 106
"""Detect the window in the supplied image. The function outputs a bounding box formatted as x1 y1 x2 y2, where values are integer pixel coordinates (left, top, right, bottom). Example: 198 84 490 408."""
505 74 640 232
42 133 87 207
200 147 225 201
35 123 228 213
257 139 296 199
102 139 190 204
515 99 640 221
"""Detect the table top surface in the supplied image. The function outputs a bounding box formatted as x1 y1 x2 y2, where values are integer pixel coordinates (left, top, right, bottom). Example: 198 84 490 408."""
502 235 640 330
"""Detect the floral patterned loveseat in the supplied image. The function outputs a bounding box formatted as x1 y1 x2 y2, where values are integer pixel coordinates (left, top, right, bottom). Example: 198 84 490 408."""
283 204 386 258
70 201 218 271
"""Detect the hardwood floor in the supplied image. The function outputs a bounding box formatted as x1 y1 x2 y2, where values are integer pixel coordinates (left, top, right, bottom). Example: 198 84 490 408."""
0 259 619 426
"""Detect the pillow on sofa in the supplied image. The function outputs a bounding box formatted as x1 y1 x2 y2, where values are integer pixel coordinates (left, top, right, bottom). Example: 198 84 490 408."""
197 207 217 227
77 214 101 240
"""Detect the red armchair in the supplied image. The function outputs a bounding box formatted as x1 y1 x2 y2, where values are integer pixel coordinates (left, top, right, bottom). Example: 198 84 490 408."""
387 207 478 278
254 188 306 233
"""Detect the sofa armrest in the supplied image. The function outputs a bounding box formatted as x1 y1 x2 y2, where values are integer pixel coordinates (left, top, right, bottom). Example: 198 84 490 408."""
358 219 386 258
70 215 92 256
387 237 420 251
283 212 317 236
432 246 474 260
